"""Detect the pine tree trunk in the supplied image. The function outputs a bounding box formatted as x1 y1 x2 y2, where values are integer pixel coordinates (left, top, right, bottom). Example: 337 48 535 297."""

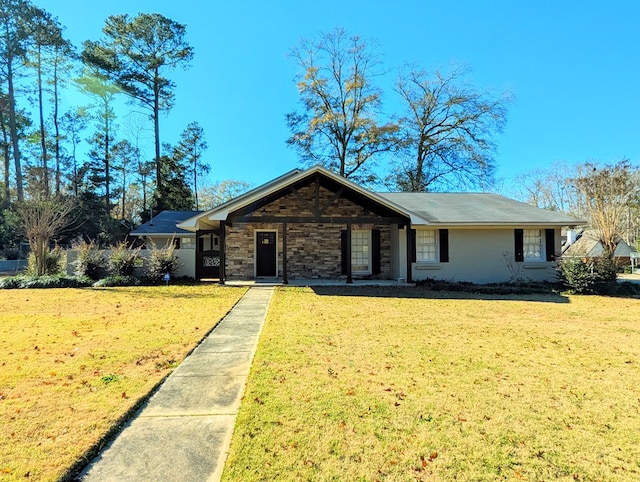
7 59 24 201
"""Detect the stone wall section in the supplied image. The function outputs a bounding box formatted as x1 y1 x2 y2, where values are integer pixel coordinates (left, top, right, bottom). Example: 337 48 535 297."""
224 184 394 280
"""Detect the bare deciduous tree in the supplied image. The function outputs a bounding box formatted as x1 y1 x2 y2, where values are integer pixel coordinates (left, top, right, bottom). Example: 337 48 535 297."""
572 160 638 257
16 197 73 276
198 180 252 209
391 65 510 192
514 161 583 215
286 27 397 184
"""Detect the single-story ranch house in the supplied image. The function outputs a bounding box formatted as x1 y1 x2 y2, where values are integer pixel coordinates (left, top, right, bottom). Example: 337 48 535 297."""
131 165 583 284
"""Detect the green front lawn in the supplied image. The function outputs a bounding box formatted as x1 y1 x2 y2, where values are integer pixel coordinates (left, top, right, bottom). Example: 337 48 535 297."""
224 286 640 481
0 285 247 482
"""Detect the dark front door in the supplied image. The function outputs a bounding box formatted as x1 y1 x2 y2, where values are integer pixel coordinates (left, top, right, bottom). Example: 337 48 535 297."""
256 231 277 277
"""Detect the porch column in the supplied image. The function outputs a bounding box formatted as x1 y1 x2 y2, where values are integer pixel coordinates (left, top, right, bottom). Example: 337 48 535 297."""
195 229 202 280
346 222 353 284
218 222 226 285
406 225 413 283
282 222 288 284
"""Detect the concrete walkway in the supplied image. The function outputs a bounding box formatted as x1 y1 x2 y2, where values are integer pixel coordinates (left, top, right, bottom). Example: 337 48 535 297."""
77 286 274 482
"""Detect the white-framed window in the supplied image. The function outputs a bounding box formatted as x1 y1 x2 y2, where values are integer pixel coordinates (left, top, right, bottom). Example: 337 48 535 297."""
181 237 194 249
416 230 437 262
524 229 543 261
351 230 371 273
198 234 219 251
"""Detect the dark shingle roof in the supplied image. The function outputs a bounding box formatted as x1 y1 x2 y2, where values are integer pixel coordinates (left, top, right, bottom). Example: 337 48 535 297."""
379 192 582 225
130 211 202 236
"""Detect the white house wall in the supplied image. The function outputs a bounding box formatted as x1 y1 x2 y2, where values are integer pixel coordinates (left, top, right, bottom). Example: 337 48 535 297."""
410 228 558 284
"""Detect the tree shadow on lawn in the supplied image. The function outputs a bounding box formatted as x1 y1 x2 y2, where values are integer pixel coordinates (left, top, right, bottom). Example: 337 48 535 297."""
92 285 248 299
308 283 571 303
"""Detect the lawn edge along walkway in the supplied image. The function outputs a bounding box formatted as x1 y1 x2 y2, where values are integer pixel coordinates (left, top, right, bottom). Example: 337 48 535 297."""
76 286 274 482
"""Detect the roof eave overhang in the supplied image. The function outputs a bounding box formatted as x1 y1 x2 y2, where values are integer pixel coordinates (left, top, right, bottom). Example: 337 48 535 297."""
410 221 587 228
131 231 196 237
181 165 423 229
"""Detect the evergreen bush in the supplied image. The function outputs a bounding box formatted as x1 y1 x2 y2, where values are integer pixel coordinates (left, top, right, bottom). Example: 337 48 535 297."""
93 275 143 287
557 256 619 294
0 275 92 289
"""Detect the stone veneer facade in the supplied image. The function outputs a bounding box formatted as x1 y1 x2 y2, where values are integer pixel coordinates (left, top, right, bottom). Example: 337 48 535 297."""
224 183 394 281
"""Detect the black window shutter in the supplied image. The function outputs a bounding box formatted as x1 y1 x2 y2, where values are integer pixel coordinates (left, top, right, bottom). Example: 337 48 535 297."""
545 229 555 261
439 229 449 263
372 229 381 274
514 229 524 262
340 230 347 274
409 229 416 263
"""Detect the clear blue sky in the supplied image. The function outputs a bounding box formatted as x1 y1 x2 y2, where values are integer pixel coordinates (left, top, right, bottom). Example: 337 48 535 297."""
35 0 640 195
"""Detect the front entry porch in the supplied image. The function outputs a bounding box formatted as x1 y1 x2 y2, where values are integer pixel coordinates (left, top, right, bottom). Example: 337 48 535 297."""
189 168 413 284
222 278 414 287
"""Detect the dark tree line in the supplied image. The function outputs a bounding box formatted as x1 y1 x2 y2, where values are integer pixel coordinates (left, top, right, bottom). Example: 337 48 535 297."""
0 1 210 252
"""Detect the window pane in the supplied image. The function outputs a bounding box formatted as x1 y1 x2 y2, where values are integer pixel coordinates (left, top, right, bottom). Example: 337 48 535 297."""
524 229 542 260
351 231 370 272
416 230 437 261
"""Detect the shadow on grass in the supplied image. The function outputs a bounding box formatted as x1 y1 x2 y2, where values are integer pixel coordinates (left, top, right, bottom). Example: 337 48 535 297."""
91 284 248 299
306 284 571 303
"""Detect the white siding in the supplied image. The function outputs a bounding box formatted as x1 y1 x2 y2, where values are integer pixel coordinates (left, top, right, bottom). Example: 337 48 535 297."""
410 228 558 284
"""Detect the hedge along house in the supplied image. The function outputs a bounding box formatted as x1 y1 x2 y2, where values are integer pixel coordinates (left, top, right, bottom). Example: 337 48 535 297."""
173 165 583 284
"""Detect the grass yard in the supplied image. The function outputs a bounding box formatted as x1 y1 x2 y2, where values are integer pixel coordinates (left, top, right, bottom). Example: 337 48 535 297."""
224 287 640 481
0 285 247 482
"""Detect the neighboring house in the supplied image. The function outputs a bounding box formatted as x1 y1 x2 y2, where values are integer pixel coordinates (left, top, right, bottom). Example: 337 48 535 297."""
129 210 203 278
130 210 203 249
563 229 636 265
133 166 584 284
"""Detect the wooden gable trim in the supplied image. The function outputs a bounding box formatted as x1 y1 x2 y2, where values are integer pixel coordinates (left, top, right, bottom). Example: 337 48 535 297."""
289 185 315 215
228 214 408 224
227 171 410 225
314 174 321 215
319 186 345 216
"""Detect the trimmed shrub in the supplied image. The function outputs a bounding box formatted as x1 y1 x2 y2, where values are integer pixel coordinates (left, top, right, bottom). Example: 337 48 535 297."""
108 242 140 276
147 241 179 282
557 256 619 294
73 240 106 280
591 256 619 292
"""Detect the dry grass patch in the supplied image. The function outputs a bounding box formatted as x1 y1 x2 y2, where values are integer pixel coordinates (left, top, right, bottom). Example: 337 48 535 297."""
0 285 247 481
224 286 640 481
